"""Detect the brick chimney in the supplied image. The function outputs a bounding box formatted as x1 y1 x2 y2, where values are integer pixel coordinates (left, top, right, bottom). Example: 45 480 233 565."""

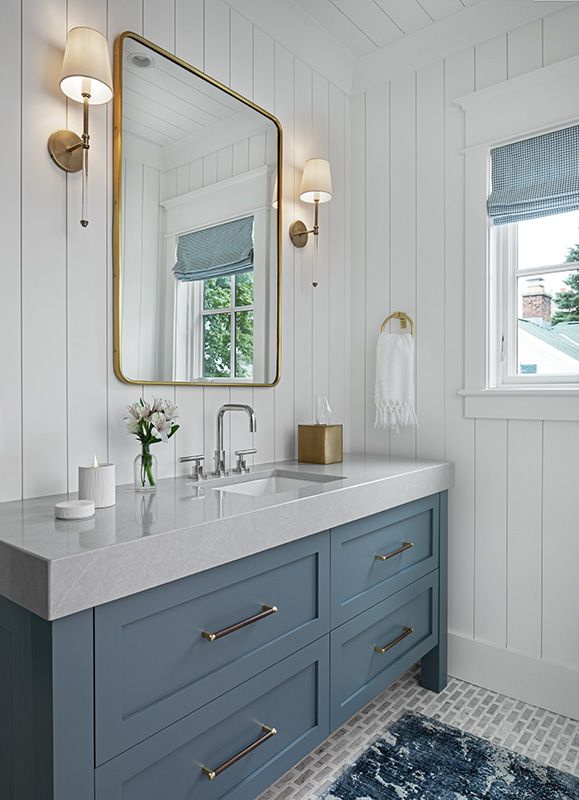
522 278 551 327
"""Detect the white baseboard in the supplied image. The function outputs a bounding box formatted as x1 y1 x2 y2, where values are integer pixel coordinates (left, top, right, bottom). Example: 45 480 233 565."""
448 633 579 720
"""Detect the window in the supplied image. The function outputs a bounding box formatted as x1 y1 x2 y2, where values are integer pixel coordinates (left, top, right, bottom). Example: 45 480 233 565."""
173 215 255 381
202 272 254 379
494 212 579 383
488 126 579 386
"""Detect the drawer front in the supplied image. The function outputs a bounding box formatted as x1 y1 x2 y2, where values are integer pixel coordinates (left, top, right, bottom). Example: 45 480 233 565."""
96 638 330 800
331 572 438 730
331 495 439 625
95 533 329 764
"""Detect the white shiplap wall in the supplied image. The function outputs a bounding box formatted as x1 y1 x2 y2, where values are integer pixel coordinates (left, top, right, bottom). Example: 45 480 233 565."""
0 0 350 501
351 3 579 714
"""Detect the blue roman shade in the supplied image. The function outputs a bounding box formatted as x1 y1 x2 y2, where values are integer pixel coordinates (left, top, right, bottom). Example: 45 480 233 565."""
173 216 254 282
487 125 579 226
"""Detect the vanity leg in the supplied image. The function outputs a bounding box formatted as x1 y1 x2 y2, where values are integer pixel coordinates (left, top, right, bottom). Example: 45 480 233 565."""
421 490 448 693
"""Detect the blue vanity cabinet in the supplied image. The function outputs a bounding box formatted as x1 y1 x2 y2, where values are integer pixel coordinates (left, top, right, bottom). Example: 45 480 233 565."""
330 494 440 626
0 491 447 800
94 533 330 764
330 572 439 729
95 638 330 800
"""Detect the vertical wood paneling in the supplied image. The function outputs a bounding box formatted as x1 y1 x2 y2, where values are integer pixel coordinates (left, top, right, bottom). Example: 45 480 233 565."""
542 422 579 669
67 0 108 490
328 85 347 435
416 59 444 460
175 0 204 71
474 35 507 90
273 43 296 461
349 91 366 454
542 4 579 67
474 419 508 647
0 0 22 502
388 71 416 459
363 84 390 456
444 47 476 639
293 59 314 430
311 72 331 417
21 0 67 497
507 420 542 658
507 20 542 78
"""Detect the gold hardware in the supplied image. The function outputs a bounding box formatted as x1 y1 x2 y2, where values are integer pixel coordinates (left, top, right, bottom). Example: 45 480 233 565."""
202 724 277 780
380 311 415 336
201 604 278 642
289 197 321 248
47 130 84 173
113 32 283 388
374 626 414 655
374 542 414 561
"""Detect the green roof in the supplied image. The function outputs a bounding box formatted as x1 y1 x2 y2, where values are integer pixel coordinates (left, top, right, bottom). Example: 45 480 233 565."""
552 320 579 345
519 319 579 361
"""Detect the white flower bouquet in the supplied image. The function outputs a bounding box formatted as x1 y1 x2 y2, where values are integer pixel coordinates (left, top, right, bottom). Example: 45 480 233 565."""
124 398 179 490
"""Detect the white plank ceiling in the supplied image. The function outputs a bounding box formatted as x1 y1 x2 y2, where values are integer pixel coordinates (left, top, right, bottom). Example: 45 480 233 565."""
294 0 482 57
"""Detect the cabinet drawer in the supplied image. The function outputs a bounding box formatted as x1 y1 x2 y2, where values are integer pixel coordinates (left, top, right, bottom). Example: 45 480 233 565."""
331 495 439 625
96 638 330 800
331 572 438 730
95 533 329 764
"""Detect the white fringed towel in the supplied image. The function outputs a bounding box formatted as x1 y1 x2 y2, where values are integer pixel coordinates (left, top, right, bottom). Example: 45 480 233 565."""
374 332 418 433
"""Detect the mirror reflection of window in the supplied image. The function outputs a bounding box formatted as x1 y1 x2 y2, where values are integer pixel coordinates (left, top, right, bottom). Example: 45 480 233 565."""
117 34 280 386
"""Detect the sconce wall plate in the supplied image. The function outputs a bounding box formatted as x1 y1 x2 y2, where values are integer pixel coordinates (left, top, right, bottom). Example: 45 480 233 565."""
289 220 308 248
47 130 84 172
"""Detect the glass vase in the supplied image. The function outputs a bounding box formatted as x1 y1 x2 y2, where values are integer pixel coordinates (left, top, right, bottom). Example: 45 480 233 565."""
134 448 158 492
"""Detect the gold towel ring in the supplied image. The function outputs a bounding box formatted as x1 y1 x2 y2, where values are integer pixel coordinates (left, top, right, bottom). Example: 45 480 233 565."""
380 311 415 336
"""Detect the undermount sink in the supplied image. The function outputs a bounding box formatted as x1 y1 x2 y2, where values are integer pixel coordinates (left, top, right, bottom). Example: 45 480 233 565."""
215 470 343 497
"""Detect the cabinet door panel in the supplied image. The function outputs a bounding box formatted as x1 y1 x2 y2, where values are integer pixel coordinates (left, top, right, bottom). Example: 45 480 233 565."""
96 638 330 800
331 495 439 624
95 533 329 763
331 572 438 729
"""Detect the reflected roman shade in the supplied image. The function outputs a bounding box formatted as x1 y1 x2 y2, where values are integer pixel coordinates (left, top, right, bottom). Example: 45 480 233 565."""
487 125 579 225
174 216 254 282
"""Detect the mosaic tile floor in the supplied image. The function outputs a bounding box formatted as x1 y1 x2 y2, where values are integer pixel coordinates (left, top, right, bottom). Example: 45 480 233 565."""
258 665 579 800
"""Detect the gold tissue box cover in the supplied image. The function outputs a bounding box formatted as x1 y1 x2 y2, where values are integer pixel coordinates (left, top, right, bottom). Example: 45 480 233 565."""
298 425 343 464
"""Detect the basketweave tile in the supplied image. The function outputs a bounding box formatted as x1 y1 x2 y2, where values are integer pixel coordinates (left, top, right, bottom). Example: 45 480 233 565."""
257 664 579 800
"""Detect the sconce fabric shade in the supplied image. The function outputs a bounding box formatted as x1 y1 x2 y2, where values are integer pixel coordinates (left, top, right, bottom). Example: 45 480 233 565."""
60 27 113 105
299 158 333 204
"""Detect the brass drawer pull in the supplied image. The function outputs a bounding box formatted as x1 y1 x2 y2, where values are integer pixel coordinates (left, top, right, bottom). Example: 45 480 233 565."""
202 604 278 642
374 625 414 655
374 541 414 561
202 724 277 780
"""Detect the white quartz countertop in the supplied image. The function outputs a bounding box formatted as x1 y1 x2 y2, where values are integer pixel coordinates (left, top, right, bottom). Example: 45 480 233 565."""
0 455 453 620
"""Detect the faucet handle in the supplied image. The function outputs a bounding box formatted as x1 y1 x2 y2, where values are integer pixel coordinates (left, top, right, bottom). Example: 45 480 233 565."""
179 454 205 481
233 448 257 474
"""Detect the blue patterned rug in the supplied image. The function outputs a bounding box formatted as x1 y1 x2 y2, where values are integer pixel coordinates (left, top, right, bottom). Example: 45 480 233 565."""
322 712 579 799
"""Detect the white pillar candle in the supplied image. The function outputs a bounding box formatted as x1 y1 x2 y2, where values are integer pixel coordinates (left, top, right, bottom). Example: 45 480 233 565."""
78 457 116 508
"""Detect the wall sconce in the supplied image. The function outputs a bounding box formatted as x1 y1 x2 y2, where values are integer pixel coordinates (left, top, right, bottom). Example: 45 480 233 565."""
289 158 333 248
47 27 113 227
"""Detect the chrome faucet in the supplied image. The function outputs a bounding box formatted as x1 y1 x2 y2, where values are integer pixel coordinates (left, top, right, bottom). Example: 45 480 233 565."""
214 404 257 476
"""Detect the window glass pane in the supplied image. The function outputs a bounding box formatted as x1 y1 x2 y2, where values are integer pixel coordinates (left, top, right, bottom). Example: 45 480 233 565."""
235 271 254 307
203 313 231 377
203 276 231 310
235 311 253 378
516 269 579 375
517 210 579 269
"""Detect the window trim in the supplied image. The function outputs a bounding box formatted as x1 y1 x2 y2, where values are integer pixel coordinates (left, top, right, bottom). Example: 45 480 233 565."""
457 54 579 420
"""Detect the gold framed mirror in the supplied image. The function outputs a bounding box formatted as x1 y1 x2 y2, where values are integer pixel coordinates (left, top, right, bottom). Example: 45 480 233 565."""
113 32 282 386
